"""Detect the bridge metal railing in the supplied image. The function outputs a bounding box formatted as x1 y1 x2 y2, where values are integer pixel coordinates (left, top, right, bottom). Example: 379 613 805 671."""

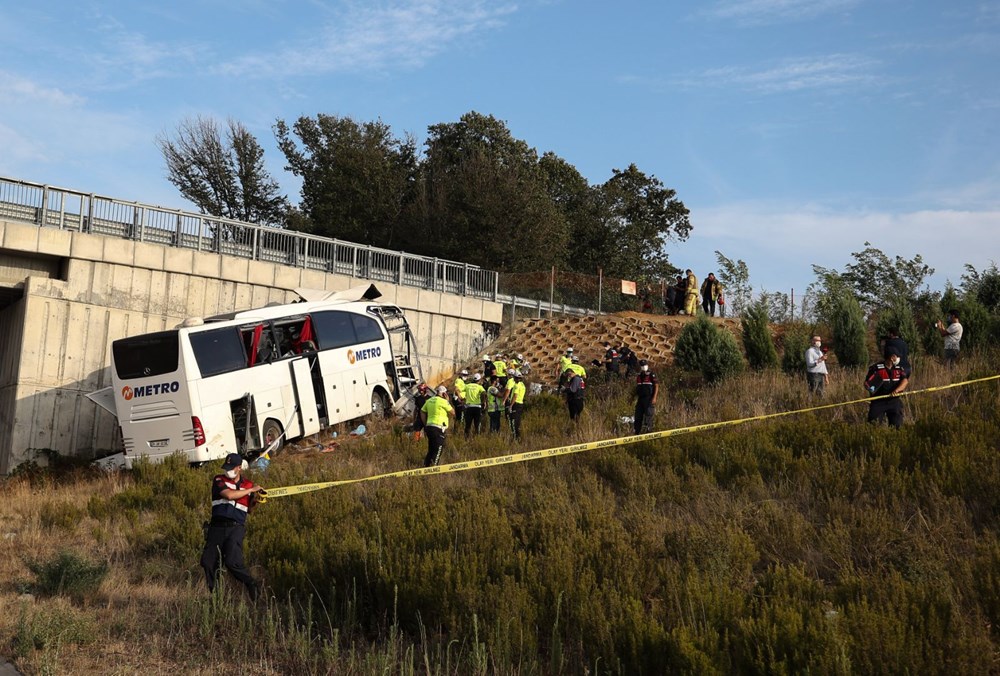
0 175 597 316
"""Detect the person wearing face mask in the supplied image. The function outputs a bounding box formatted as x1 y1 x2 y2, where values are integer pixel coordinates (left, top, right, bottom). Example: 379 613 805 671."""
805 335 829 396
864 347 909 429
201 453 266 599
633 360 658 434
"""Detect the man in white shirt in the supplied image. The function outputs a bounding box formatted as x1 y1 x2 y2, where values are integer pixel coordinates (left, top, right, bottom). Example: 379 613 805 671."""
936 310 963 366
805 335 829 396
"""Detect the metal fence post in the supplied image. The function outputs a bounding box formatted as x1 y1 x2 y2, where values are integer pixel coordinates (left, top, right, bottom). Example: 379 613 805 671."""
58 191 66 229
462 263 469 296
493 272 499 302
398 254 405 286
86 193 95 233
175 212 183 246
38 185 48 226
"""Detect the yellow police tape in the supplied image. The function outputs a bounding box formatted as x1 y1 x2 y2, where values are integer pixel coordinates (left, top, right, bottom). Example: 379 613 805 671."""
264 374 1000 499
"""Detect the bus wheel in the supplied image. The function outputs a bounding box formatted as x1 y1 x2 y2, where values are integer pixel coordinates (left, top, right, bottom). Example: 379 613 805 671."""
262 418 284 455
370 389 390 419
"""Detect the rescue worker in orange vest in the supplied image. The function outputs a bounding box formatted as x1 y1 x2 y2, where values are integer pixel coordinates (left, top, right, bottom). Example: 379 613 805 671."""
421 385 455 466
201 453 265 599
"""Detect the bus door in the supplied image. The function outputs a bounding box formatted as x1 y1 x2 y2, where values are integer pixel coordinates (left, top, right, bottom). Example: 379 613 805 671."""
317 353 349 425
289 357 321 437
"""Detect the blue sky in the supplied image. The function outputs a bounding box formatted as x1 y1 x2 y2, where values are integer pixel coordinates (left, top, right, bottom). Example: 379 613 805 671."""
2 0 999 297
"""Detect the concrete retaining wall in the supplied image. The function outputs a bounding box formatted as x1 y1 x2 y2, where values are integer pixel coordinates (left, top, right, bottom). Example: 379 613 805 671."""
0 218 501 473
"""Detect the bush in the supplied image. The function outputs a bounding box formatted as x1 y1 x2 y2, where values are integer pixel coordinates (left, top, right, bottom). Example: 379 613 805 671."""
830 291 868 367
874 296 920 356
780 322 813 374
675 316 745 383
27 551 108 600
742 300 779 370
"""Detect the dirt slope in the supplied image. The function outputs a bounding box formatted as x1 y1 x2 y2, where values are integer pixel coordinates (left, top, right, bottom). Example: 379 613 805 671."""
484 311 741 387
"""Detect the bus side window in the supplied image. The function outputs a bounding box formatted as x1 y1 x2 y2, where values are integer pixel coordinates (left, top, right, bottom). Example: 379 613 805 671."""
352 314 385 344
311 311 357 350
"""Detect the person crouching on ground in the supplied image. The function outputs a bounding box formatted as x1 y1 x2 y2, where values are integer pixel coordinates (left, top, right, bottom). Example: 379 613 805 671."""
201 453 265 599
421 385 455 466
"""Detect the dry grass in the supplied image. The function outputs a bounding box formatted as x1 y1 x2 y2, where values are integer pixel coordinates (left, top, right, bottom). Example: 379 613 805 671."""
1 350 998 673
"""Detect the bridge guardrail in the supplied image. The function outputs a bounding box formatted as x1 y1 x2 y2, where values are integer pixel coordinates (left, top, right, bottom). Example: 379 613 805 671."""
0 175 596 317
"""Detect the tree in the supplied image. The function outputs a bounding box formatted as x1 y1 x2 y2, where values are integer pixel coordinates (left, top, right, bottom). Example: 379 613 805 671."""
829 290 869 367
274 114 418 247
840 242 934 311
714 252 752 316
674 316 745 383
741 299 779 370
961 263 1000 313
538 152 607 274
596 164 691 280
157 116 288 227
416 111 569 272
781 322 813 374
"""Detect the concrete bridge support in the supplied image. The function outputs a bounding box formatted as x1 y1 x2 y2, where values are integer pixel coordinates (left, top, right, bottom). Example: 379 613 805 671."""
0 218 501 474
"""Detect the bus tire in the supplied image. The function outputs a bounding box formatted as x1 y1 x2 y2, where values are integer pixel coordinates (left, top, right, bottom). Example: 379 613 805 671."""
370 388 390 419
262 418 284 455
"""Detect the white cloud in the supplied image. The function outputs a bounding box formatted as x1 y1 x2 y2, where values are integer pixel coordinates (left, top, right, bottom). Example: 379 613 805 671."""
706 0 861 24
685 200 1000 292
687 54 881 94
83 14 209 88
0 71 83 107
217 0 517 78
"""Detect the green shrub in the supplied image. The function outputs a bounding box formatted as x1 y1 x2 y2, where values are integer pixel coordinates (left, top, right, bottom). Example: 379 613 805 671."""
874 296 920 356
14 602 96 657
741 299 779 370
27 551 108 600
830 291 868 367
780 322 813 374
675 316 745 383
39 501 84 531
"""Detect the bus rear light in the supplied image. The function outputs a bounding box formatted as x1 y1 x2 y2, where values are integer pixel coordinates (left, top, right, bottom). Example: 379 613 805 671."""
192 417 206 446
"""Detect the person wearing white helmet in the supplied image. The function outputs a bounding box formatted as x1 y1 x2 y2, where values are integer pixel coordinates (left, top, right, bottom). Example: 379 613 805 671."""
420 385 455 466
463 373 487 437
558 347 574 379
482 354 496 380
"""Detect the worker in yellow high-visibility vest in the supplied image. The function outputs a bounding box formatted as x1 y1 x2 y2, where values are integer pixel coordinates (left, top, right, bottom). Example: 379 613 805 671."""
558 348 574 379
452 369 468 423
462 373 487 437
420 385 455 467
508 370 527 440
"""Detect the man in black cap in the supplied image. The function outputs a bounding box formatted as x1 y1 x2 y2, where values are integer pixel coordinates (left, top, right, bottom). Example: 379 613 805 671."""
864 347 909 429
200 453 266 599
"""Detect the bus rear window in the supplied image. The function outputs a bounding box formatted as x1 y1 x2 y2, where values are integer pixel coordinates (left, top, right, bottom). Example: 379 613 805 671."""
189 327 248 377
113 331 179 379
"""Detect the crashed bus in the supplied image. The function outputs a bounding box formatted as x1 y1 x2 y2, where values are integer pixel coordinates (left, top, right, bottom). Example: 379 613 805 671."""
89 284 422 467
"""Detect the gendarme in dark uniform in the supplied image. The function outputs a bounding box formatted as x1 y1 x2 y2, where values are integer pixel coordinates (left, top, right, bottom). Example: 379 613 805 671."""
200 453 264 599
634 360 658 434
864 348 909 429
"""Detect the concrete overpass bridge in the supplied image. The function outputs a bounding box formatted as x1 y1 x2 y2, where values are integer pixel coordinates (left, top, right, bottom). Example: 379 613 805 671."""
0 176 522 473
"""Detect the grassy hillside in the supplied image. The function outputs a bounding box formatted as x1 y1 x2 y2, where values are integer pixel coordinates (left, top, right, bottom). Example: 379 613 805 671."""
2 354 1000 674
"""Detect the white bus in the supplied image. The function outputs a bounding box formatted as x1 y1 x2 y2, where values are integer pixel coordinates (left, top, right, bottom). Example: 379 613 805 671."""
90 284 422 466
